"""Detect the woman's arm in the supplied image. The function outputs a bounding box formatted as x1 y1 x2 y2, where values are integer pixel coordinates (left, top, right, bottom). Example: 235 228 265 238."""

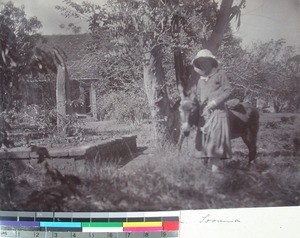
213 70 232 107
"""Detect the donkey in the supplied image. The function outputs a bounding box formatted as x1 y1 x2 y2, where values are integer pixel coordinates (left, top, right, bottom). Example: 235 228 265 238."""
177 67 260 165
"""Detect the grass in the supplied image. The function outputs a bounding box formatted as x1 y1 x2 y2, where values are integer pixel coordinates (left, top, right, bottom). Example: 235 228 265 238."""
0 113 299 211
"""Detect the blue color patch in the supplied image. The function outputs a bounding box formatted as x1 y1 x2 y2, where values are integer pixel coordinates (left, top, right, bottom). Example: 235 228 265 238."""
40 222 81 228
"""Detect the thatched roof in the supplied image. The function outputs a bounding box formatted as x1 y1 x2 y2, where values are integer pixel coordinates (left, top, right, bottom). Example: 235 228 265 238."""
38 32 114 80
38 34 91 62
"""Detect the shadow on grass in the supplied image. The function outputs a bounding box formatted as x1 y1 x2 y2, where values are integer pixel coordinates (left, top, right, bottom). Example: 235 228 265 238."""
116 146 148 167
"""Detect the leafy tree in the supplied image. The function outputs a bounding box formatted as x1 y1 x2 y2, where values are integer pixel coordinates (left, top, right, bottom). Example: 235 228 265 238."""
223 39 297 112
59 22 82 34
0 1 43 113
57 0 246 146
287 54 300 112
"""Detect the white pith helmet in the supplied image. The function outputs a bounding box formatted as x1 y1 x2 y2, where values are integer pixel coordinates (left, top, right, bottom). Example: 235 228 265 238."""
192 49 218 68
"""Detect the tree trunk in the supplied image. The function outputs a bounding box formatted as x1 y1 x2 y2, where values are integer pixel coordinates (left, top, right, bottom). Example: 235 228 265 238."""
143 45 179 147
204 0 234 54
53 47 72 134
296 76 300 113
0 73 5 135
0 74 4 115
56 64 72 133
294 75 300 155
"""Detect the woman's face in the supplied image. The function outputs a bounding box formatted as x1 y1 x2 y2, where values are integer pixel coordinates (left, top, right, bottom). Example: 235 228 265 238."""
193 58 215 76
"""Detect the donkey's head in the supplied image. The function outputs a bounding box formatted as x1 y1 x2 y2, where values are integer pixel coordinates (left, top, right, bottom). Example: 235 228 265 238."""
176 62 200 138
179 96 200 137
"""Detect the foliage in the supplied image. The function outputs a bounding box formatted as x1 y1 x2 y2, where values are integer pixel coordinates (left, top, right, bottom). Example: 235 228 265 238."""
55 0 221 85
5 104 85 147
5 104 56 133
59 22 82 34
219 39 298 112
57 0 218 50
18 74 56 110
96 89 150 125
0 1 43 111
46 113 86 146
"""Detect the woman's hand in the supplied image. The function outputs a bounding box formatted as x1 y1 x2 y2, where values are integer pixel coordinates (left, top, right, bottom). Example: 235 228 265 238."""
206 100 217 110
201 100 216 120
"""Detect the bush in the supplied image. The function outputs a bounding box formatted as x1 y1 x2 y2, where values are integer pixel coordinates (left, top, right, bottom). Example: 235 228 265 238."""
97 89 150 125
6 105 56 132
4 105 86 147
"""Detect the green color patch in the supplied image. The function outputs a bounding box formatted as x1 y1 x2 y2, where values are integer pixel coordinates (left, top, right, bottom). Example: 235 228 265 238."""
82 222 123 228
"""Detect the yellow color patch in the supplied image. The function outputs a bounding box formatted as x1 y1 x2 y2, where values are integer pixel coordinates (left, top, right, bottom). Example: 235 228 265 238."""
123 222 163 227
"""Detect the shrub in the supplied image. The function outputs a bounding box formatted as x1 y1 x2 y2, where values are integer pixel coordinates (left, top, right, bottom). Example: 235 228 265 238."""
5 105 86 146
6 105 55 133
97 89 150 125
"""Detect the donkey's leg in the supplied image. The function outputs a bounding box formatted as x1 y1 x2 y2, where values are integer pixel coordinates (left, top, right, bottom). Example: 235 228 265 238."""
249 127 258 164
177 132 185 152
242 128 257 165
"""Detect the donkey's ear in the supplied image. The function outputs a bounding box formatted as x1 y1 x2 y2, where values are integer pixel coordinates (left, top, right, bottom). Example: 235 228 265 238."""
188 66 199 102
177 83 185 99
174 48 189 99
171 99 181 111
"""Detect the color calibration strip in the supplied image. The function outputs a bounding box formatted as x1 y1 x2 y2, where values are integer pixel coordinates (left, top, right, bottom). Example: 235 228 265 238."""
0 211 180 238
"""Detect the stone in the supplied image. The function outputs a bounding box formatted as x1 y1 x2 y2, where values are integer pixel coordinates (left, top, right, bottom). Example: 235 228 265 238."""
1 148 31 159
48 148 69 158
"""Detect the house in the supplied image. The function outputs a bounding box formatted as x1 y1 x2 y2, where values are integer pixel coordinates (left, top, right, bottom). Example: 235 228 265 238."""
36 34 102 119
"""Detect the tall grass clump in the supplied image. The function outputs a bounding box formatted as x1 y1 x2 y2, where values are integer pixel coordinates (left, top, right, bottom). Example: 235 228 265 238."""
96 90 150 126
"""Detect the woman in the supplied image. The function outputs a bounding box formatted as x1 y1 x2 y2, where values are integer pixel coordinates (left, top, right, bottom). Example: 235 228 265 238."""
192 49 232 171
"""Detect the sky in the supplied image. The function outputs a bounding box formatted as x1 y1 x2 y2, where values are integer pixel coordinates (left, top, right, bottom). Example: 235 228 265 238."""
2 0 300 50
235 0 300 49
